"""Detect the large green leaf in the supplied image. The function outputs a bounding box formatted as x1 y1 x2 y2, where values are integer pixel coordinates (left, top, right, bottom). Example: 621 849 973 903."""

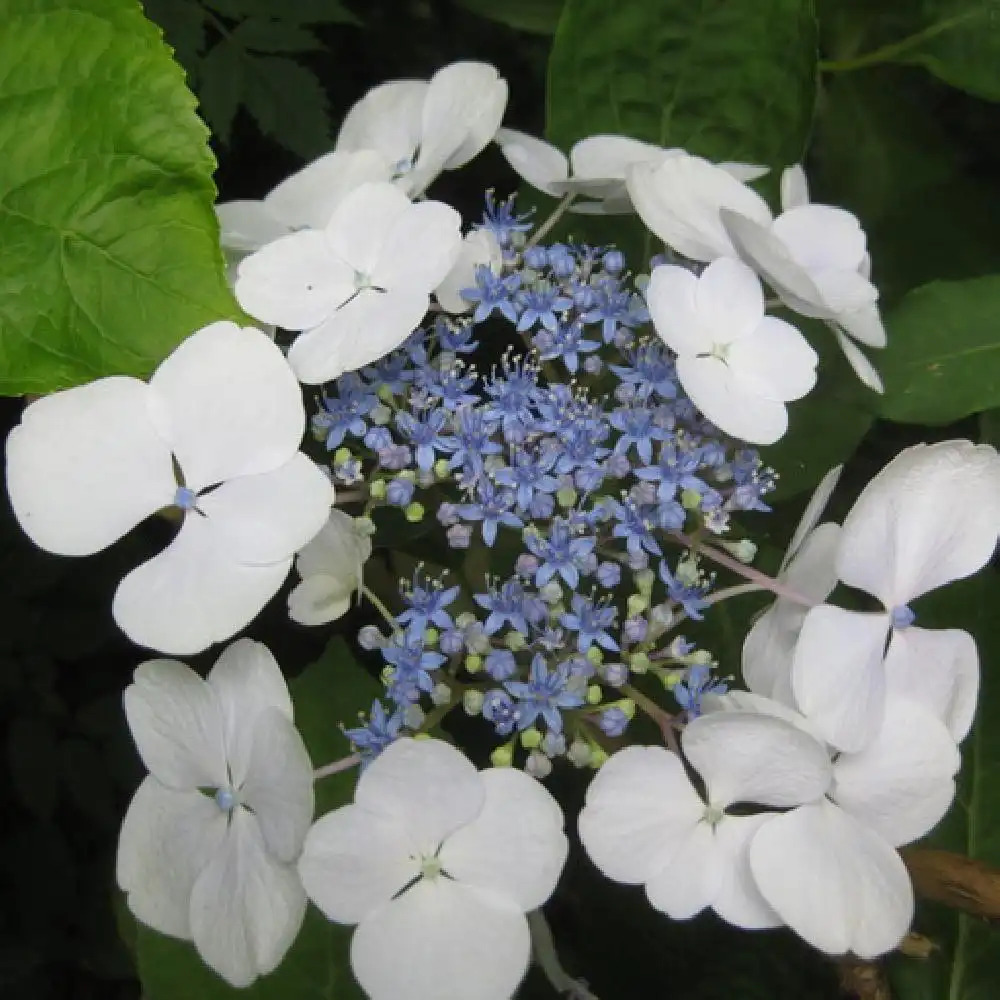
0 0 239 394
890 571 1000 999
132 637 377 999
878 275 1000 425
455 0 564 34
546 0 819 166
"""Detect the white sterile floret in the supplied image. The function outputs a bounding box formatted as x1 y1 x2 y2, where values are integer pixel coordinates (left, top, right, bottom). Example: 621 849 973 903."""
288 509 372 626
721 165 886 392
5 322 332 655
497 130 767 215
742 464 843 705
435 228 504 314
791 440 1000 752
708 690 958 957
235 181 463 384
216 149 394 263
626 152 774 261
644 257 818 445
117 639 314 987
578 711 831 929
335 61 508 198
297 737 568 1000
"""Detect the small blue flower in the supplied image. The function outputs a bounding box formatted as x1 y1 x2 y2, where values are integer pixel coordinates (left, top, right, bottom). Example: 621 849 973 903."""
598 706 629 737
505 654 584 733
483 689 520 736
394 407 449 472
475 191 534 247
457 479 523 547
485 649 518 681
397 572 461 633
523 519 596 589
560 594 620 653
673 663 727 718
344 700 405 766
659 560 709 620
464 266 521 324
474 578 545 635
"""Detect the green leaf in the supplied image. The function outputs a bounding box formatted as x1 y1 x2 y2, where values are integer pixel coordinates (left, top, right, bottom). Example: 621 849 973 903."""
239 55 332 158
290 635 380 815
197 39 246 145
142 0 207 68
545 0 819 166
879 275 1000 425
134 906 362 1000
889 571 1000 999
204 0 361 25
230 18 323 53
0 0 240 394
455 0 564 34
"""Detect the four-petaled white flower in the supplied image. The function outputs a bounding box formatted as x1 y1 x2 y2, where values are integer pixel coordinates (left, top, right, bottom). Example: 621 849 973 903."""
645 257 818 444
117 639 315 987
336 61 508 198
298 737 568 1000
235 182 463 385
790 440 1000 751
497 130 767 215
5 321 332 655
579 712 831 930
288 508 373 626
709 689 959 958
216 149 393 261
721 165 886 392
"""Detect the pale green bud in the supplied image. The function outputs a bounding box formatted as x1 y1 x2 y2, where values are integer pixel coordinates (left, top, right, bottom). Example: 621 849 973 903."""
491 744 514 767
586 684 602 705
464 654 483 674
520 727 542 749
463 690 485 715
404 502 425 523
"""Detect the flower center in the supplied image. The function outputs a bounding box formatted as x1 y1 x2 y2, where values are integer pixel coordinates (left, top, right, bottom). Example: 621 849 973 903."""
890 604 916 630
174 485 198 511
702 803 725 827
214 787 237 812
419 854 443 881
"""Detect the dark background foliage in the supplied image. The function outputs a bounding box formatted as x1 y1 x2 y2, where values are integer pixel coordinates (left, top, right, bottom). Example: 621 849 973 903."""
3 1 1000 998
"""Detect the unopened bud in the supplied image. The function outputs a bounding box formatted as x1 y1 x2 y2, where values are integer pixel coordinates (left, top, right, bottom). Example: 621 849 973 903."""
586 684 602 705
567 739 592 767
464 654 483 674
463 690 485 715
525 750 553 779
491 744 514 767
404 502 425 523
430 682 451 706
520 727 542 749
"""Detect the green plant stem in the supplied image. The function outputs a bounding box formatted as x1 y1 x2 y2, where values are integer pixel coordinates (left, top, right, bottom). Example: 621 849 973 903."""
819 14 976 72
620 683 679 753
362 585 399 631
528 909 601 1000
313 753 360 780
525 192 577 248
703 582 765 605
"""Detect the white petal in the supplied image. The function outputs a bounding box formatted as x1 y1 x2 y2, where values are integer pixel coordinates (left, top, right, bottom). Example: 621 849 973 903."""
124 659 227 789
577 745 703 884
265 150 394 230
355 738 484 858
288 576 353 626
644 820 720 919
371 199 463 293
6 377 174 556
189 807 307 987
675 355 789 445
741 603 802 705
196 454 333 565
435 229 502 314
298 803 420 924
791 606 889 752
240 709 315 862
645 265 707 356
785 469 843 568
837 440 1000 605
113 514 291 656
682 711 831 808
832 698 959 847
326 181 414 276
440 767 567 911
811 266 879 315
148 322 307 490
117 776 227 939
711 814 783 929
771 205 867 273
416 62 508 179
627 155 772 262
837 301 887 349
206 638 293 782
884 627 979 742
570 134 665 181
780 165 810 211
335 79 427 167
496 128 568 197
235 231 355 331
296 507 372 580
832 325 885 393
729 316 818 402
718 161 770 183
287 287 429 384
721 209 827 316
351 878 530 1000
695 257 767 342
215 200 291 253
749 799 913 958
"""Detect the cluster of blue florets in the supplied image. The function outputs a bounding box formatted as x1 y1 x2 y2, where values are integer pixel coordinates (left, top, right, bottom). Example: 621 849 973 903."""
335 193 774 773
